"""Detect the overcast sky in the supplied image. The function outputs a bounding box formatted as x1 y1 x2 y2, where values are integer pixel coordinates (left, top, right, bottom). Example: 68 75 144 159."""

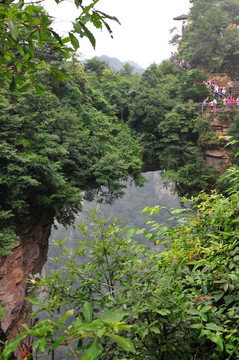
43 0 191 69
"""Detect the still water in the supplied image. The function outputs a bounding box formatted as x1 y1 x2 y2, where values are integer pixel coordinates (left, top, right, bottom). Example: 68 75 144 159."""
45 171 182 271
39 171 183 359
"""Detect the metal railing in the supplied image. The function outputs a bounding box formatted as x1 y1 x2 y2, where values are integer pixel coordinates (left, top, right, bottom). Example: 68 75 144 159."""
198 102 239 116
207 86 239 99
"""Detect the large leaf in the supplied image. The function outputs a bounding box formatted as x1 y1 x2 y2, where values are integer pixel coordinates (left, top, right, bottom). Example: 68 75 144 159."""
75 21 96 48
83 302 93 322
100 308 126 323
8 20 18 40
57 309 74 325
81 339 101 360
28 298 47 309
69 32 79 50
207 332 224 352
108 334 136 352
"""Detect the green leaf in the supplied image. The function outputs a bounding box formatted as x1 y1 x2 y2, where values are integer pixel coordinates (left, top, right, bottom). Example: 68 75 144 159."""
74 0 82 7
214 292 225 302
28 298 47 309
223 282 229 292
57 309 74 325
206 323 223 332
100 308 126 323
33 338 47 353
40 14 51 27
35 85 43 97
48 334 67 353
22 53 30 62
16 45 24 55
108 334 136 352
8 20 18 40
50 30 63 45
19 83 31 92
207 332 224 352
1 333 27 357
9 78 17 92
75 21 96 48
156 309 171 316
69 32 79 50
151 326 161 334
200 312 208 321
82 339 101 360
83 302 93 322
16 63 22 72
126 229 135 240
201 305 214 313
189 323 203 329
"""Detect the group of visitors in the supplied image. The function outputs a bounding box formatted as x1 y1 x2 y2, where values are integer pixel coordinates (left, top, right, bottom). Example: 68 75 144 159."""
202 77 239 113
222 96 239 109
205 77 234 98
202 96 239 114
169 54 239 113
170 52 191 71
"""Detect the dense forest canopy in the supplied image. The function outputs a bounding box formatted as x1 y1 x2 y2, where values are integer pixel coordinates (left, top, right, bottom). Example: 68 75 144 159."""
0 58 146 255
1 0 239 359
171 0 239 73
1 0 239 253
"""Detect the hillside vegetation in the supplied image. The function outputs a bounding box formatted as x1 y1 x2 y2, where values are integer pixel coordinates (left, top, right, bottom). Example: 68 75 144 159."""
1 0 239 359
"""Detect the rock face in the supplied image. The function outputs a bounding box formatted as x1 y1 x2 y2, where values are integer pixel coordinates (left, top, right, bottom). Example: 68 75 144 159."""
205 149 232 172
203 111 233 173
0 221 52 358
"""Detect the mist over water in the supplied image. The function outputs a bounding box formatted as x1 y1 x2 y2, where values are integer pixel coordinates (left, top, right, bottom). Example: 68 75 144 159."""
45 171 182 272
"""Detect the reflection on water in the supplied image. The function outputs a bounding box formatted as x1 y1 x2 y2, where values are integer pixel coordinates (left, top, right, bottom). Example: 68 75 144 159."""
40 172 184 359
45 171 182 272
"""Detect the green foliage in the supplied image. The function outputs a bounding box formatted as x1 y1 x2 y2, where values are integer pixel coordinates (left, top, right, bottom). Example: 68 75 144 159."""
0 60 144 255
178 0 239 72
226 112 239 165
0 306 134 360
0 0 119 90
84 57 109 78
127 62 212 194
2 169 239 359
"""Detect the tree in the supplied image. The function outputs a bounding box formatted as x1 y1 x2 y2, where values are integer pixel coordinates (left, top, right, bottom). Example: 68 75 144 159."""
119 63 134 77
0 59 144 256
2 168 239 359
178 0 239 73
127 61 213 194
0 0 120 91
84 57 109 78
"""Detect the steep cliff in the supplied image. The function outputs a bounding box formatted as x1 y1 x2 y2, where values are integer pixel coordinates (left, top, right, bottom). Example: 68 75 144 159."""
0 222 51 358
204 111 233 172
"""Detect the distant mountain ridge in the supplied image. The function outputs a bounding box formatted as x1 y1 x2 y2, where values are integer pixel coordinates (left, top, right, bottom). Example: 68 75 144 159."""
88 55 145 74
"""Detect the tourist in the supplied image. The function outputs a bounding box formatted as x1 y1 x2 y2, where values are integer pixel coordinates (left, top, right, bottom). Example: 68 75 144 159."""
222 87 226 96
232 98 237 110
210 100 214 112
223 98 227 108
227 97 232 108
218 86 222 97
228 80 233 96
213 98 217 113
